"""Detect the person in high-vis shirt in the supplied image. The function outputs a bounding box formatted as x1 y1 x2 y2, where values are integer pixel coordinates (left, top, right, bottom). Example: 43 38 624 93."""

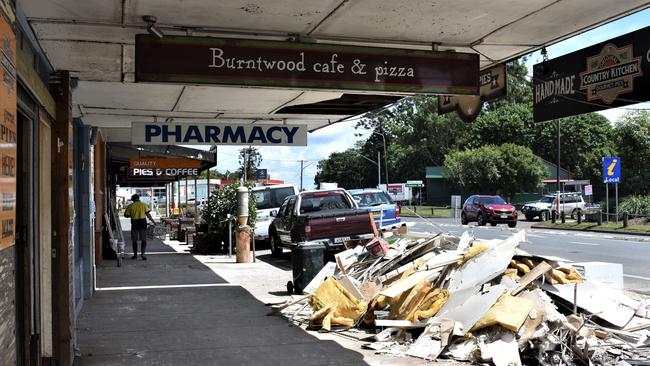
124 194 156 260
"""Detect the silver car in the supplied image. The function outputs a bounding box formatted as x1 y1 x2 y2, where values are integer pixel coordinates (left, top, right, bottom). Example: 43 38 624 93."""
521 193 586 221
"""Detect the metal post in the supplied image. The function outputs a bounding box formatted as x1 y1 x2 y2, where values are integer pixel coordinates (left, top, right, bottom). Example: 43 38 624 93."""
206 169 211 199
377 151 381 186
606 183 609 224
194 176 198 219
615 183 619 225
300 159 304 191
185 176 188 215
382 134 389 185
557 119 561 194
228 217 232 258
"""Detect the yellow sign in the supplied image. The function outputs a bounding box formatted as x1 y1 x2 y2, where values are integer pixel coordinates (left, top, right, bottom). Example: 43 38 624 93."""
0 14 16 250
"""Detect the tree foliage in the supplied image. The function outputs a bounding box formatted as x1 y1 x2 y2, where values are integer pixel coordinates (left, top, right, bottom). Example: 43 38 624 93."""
444 144 546 199
238 147 262 181
314 148 369 189
613 111 650 196
201 183 257 235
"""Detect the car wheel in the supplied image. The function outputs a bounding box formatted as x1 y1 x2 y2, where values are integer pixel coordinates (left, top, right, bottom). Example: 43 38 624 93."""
477 214 486 226
461 212 468 225
571 209 581 220
525 214 535 221
540 211 549 221
270 234 282 257
508 222 517 228
490 222 497 226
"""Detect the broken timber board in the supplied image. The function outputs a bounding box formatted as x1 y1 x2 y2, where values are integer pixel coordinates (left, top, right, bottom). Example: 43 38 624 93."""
511 261 552 296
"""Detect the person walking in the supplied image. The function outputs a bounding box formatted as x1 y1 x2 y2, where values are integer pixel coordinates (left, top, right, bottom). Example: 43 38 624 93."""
124 194 156 260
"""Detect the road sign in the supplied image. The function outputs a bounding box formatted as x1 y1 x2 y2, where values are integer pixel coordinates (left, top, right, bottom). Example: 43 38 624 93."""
406 180 424 188
256 169 268 180
584 185 593 196
603 157 621 184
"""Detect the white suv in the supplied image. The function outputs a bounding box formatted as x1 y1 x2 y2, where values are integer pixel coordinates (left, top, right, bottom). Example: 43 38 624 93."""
521 193 586 221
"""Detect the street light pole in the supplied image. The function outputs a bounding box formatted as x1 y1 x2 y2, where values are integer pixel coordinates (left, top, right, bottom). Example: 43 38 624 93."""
377 151 381 187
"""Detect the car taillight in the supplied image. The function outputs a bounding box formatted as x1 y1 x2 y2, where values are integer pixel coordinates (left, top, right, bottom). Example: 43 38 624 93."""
396 205 400 218
305 225 312 240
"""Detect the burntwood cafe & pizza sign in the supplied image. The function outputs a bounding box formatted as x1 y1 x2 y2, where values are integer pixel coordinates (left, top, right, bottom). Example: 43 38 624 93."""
533 26 650 122
135 35 479 95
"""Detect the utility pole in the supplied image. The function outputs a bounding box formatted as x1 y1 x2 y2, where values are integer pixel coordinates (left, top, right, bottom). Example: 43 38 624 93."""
300 159 304 191
377 151 381 187
243 148 248 182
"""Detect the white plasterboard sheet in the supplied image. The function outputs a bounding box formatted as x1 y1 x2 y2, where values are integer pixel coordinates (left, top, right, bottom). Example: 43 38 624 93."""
541 280 639 328
433 284 506 335
303 261 337 294
447 231 524 292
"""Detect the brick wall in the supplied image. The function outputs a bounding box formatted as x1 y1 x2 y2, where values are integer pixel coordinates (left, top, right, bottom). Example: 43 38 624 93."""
0 247 16 366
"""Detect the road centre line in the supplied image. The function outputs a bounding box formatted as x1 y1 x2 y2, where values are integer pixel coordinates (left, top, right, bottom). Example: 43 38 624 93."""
624 274 650 282
569 241 599 246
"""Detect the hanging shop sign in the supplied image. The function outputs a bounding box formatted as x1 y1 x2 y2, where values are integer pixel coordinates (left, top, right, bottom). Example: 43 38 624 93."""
438 63 507 122
0 13 16 250
533 26 650 122
135 35 479 95
129 157 202 177
132 122 308 146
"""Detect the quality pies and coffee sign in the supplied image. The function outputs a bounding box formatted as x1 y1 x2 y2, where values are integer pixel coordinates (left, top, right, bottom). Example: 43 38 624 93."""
533 26 650 122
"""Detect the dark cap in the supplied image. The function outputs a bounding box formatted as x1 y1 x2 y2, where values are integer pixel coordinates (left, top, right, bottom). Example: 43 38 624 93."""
131 194 140 201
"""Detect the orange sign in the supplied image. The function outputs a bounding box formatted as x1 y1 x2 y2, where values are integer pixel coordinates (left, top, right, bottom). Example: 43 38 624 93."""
0 13 16 250
129 157 201 169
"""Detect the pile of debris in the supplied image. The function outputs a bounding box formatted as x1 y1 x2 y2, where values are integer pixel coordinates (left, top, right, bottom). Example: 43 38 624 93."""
269 230 650 365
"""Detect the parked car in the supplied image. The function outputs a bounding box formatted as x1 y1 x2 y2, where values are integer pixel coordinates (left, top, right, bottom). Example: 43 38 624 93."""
348 188 400 229
521 192 586 221
461 195 517 227
251 184 299 242
268 188 374 256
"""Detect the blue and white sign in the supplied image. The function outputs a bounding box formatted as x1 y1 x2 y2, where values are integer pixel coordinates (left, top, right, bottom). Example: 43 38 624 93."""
603 157 621 184
256 169 268 180
132 122 308 146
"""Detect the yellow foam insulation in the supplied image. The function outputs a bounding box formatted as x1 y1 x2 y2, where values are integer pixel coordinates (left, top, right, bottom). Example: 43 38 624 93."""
471 292 534 333
550 268 583 284
309 277 368 332
386 280 449 322
456 242 490 265
504 268 519 279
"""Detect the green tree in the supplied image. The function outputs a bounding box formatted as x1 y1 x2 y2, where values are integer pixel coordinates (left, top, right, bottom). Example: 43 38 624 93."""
460 103 535 149
314 148 371 189
358 96 467 182
444 144 546 199
613 111 650 196
199 168 225 179
532 113 615 199
238 147 262 181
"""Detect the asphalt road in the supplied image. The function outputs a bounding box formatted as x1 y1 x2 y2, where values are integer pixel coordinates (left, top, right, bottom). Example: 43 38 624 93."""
404 217 650 294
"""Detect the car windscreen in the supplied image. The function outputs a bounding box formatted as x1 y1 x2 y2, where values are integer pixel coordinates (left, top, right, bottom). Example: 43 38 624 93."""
300 192 351 213
539 196 555 203
254 187 296 210
352 192 393 207
479 197 507 205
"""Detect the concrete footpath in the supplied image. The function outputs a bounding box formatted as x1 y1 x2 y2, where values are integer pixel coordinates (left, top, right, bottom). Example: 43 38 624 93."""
74 226 415 366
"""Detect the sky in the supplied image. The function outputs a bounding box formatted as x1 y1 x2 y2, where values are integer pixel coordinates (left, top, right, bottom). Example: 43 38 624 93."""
205 8 650 189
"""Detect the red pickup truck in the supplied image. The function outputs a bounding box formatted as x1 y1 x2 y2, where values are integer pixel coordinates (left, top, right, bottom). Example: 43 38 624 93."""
268 189 375 256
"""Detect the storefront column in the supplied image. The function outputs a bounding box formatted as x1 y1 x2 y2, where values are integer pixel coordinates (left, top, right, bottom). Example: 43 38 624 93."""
50 70 75 366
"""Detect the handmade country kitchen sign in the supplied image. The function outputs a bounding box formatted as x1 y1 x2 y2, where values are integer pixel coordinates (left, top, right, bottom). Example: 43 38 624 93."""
135 35 479 95
533 26 650 122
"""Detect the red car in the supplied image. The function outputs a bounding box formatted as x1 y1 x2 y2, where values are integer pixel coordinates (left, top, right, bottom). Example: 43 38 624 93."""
461 195 517 227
